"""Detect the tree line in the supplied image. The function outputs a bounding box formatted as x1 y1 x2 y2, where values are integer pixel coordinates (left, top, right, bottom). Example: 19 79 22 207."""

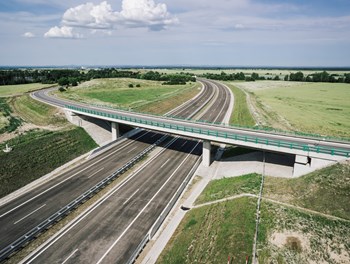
0 69 195 86
202 71 350 83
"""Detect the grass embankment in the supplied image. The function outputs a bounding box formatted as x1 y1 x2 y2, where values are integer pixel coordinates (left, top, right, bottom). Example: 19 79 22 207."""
235 81 350 138
0 83 52 97
225 83 255 127
10 95 67 126
258 201 350 263
0 98 22 133
264 162 350 220
0 128 97 198
195 173 261 204
157 197 257 264
57 78 200 115
161 163 350 263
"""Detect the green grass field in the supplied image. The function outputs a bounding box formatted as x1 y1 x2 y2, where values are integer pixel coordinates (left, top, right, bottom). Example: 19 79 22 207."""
57 78 200 114
0 83 53 97
241 82 350 138
225 82 256 127
0 128 97 198
10 95 67 126
157 197 257 264
195 173 261 205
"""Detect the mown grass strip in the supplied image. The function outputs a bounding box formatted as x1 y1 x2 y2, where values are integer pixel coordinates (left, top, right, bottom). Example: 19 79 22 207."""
226 83 255 127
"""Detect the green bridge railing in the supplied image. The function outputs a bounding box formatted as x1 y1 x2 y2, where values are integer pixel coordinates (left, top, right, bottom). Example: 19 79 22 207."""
66 105 350 158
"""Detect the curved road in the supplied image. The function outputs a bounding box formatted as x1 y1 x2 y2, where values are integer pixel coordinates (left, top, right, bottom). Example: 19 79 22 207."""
0 80 230 262
19 80 232 264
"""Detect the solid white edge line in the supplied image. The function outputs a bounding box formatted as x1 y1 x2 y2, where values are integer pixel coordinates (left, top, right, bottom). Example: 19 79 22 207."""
95 141 200 264
13 204 46 225
21 136 178 264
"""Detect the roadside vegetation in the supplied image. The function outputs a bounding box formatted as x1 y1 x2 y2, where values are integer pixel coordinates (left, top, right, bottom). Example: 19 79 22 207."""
160 162 350 263
10 95 67 127
0 98 22 133
0 128 97 198
225 83 256 127
195 173 261 205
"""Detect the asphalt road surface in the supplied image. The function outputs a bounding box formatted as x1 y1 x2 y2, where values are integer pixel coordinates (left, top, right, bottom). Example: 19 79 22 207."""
19 80 232 263
0 79 226 260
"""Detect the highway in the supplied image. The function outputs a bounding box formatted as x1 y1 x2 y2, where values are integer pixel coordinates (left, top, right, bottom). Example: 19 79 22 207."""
33 79 350 157
0 79 225 261
19 80 232 263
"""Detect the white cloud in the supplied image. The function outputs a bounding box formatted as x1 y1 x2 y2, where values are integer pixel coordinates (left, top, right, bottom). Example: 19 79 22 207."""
47 0 177 38
119 0 178 30
62 1 117 29
23 32 35 38
44 26 82 38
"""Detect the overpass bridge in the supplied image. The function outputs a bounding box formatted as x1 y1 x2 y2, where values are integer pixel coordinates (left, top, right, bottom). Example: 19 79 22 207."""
33 84 350 177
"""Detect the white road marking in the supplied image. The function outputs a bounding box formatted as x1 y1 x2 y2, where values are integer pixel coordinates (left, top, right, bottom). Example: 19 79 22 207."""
95 141 200 264
160 159 171 169
14 204 46 225
181 141 187 147
122 189 140 205
0 132 150 218
23 136 178 264
88 168 104 179
61 249 79 264
127 146 137 153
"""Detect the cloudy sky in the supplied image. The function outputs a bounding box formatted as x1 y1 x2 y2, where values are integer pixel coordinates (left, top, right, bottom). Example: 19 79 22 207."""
1 0 350 67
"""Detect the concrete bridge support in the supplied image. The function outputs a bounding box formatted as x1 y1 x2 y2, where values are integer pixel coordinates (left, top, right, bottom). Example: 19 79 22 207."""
293 155 335 177
111 122 121 141
203 140 212 167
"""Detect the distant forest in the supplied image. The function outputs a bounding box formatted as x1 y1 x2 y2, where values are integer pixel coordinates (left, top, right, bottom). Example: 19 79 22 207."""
202 71 350 83
0 69 195 86
1 68 349 86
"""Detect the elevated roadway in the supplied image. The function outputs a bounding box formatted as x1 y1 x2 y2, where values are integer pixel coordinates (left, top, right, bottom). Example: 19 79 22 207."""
33 80 350 162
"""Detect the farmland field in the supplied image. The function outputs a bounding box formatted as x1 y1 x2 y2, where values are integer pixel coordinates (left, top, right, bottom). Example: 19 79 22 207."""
0 83 53 97
56 78 200 114
234 81 350 138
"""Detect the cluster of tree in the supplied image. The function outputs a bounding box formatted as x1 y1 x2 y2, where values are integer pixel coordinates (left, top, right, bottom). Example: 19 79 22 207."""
202 71 280 82
285 71 350 83
140 71 195 84
0 68 195 86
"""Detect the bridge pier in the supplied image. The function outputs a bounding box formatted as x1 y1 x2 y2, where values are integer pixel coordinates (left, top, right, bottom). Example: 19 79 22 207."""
202 140 212 167
111 122 120 141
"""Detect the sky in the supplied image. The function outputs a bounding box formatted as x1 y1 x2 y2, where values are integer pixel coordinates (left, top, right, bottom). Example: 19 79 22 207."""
0 0 350 67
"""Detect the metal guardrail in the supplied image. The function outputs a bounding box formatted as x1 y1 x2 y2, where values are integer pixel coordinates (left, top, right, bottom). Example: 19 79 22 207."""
0 135 167 262
126 157 202 264
66 105 350 158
